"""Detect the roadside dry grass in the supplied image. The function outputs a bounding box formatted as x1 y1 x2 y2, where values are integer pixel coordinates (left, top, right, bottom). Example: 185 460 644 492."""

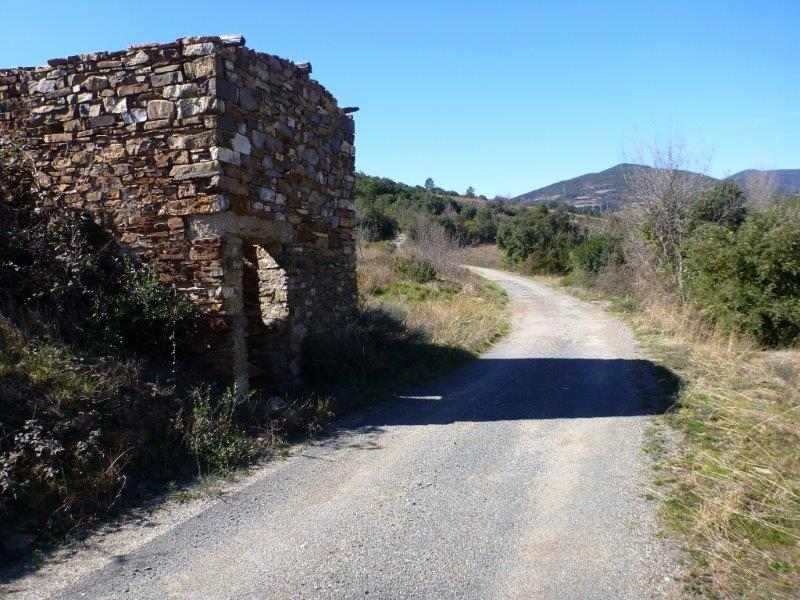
567 284 800 599
302 239 508 414
359 241 509 356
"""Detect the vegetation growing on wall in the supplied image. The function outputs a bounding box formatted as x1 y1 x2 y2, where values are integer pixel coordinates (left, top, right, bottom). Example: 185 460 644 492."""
0 147 255 550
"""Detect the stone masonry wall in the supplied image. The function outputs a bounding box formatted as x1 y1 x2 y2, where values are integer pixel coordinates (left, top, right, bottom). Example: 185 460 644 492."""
0 35 357 389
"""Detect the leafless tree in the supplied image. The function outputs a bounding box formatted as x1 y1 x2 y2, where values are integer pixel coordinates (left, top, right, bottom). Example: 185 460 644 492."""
408 215 460 276
622 140 713 301
739 169 778 209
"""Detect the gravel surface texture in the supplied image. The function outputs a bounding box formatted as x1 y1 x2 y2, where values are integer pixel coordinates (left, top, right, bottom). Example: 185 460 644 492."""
5 268 680 599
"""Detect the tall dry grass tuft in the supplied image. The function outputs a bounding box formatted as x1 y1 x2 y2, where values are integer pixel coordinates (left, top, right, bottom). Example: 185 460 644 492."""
401 277 509 355
408 215 462 278
356 240 396 295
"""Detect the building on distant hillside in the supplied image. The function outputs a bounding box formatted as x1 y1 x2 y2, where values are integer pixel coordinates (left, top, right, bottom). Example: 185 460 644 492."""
0 35 358 391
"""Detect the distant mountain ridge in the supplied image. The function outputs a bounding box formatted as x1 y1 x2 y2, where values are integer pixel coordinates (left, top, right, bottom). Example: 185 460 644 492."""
513 164 800 209
726 169 800 197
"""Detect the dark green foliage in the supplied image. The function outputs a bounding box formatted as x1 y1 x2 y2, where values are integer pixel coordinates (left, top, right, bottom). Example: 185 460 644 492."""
689 182 748 230
392 255 437 283
0 155 199 358
103 267 199 357
0 321 192 537
0 150 225 547
497 205 585 274
685 203 800 346
464 206 498 244
357 205 398 241
571 233 625 275
185 387 257 475
355 173 511 245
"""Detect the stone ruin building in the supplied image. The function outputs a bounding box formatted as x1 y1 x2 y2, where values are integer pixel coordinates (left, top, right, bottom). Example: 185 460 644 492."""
0 35 358 391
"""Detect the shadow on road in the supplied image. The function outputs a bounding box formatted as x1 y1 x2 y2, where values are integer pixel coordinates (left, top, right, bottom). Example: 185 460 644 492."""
337 357 682 431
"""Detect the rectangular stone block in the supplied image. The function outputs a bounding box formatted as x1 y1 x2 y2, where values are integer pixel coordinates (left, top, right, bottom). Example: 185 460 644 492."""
184 55 216 79
43 133 74 143
151 71 182 88
169 161 223 180
147 99 175 120
88 114 115 128
118 83 149 96
184 42 216 56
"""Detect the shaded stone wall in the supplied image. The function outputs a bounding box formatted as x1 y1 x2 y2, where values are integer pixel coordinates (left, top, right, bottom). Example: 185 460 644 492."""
0 35 357 389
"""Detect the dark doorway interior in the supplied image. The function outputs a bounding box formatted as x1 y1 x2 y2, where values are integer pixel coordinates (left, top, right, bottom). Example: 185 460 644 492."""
241 241 290 389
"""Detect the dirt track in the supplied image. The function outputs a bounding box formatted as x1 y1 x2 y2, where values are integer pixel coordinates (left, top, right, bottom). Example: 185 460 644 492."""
5 268 679 599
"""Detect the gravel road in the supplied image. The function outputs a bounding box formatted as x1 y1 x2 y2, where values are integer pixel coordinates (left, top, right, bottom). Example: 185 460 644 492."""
33 268 678 599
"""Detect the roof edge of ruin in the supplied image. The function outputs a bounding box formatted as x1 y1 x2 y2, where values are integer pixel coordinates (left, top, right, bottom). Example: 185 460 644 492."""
0 34 355 116
1 34 265 72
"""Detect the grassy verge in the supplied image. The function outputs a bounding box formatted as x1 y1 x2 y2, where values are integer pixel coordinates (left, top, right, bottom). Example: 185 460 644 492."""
0 318 266 553
563 282 800 599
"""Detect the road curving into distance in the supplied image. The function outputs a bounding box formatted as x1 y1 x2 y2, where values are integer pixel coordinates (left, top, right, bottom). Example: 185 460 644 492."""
47 267 679 599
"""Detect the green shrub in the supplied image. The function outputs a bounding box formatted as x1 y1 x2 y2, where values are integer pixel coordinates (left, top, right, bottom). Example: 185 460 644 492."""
570 233 624 275
685 203 800 347
356 205 398 241
392 255 437 283
463 206 498 244
688 182 748 231
497 205 584 274
0 148 209 545
185 387 257 475
0 319 189 536
354 173 510 246
103 265 199 357
0 151 200 359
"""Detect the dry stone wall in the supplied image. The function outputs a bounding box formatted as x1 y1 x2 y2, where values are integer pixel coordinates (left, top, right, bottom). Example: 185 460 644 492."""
0 35 358 390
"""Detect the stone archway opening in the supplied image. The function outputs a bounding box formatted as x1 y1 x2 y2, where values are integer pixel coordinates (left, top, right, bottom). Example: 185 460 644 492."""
241 240 291 390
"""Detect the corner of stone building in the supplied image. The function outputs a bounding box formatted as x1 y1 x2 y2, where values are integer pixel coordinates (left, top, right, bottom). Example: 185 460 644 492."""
0 33 358 394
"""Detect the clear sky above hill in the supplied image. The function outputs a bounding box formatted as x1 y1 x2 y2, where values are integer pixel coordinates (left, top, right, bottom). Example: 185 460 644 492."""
1 0 797 197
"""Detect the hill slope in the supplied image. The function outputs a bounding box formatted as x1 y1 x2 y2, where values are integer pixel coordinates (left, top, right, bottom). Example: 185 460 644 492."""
512 163 639 209
515 164 799 210
727 169 800 197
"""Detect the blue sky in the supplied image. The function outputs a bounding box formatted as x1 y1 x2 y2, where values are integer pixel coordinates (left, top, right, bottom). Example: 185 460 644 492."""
1 1 797 197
